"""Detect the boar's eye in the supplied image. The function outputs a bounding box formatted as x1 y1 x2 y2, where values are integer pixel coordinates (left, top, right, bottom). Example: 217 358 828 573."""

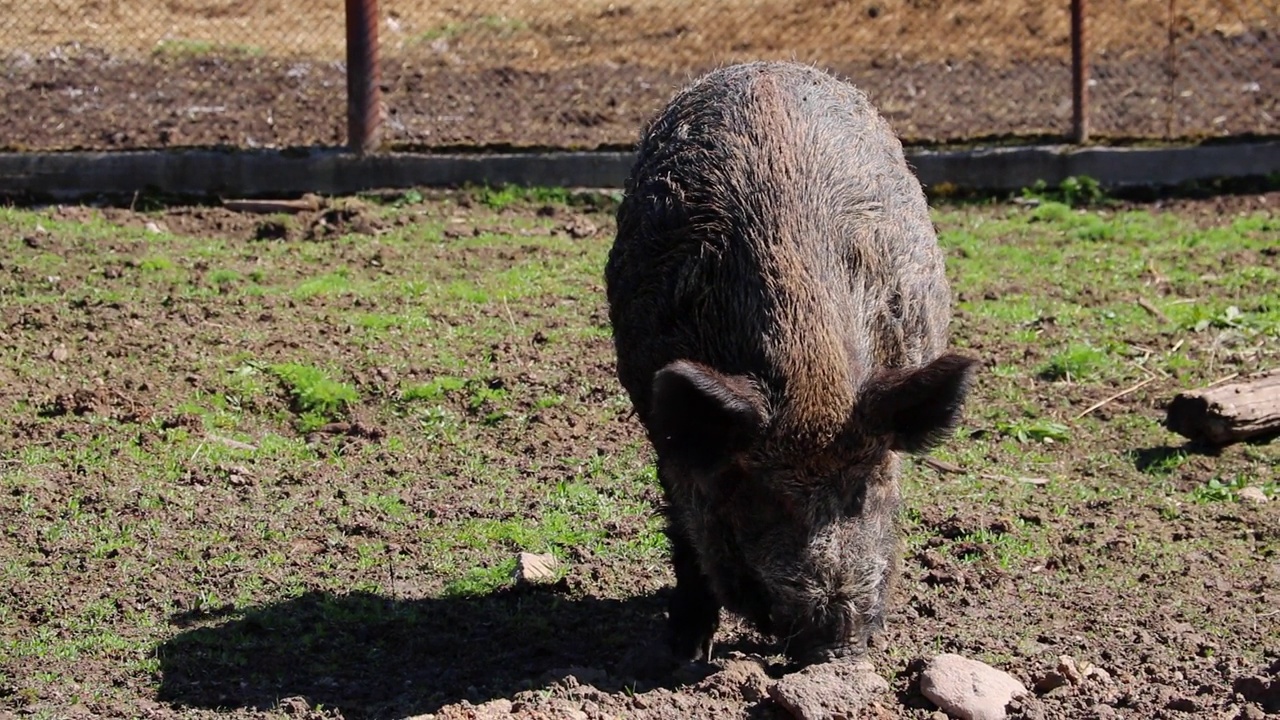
843 481 868 517
856 353 979 454
650 360 767 474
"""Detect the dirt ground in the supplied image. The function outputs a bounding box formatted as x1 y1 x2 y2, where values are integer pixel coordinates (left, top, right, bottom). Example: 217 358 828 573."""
0 188 1277 720
1 0 1275 150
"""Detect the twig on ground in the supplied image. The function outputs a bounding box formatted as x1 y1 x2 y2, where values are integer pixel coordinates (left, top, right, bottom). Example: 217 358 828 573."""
221 196 322 214
1205 372 1240 388
1137 297 1170 323
1131 360 1169 379
919 456 964 474
1075 376 1157 419
980 473 1050 485
205 434 258 452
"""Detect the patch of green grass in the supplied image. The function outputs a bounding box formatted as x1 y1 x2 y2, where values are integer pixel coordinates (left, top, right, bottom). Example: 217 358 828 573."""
533 393 565 410
1131 447 1188 477
1190 476 1276 503
207 268 241 287
353 312 430 331
401 376 467 402
360 189 424 207
360 492 409 520
993 418 1071 444
441 559 519 597
958 520 1045 570
1021 175 1107 208
294 270 353 300
269 363 358 427
138 256 174 273
2 189 1276 716
1036 344 1109 382
474 184 573 211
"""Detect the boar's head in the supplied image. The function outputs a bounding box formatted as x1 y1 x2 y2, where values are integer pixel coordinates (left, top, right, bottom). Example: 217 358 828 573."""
649 352 977 663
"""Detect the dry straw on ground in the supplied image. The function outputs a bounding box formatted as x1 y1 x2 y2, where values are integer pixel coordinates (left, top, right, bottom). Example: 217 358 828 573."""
8 0 1273 69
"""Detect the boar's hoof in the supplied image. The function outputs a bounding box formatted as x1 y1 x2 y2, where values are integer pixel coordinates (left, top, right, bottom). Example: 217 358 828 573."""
668 624 716 665
667 583 720 663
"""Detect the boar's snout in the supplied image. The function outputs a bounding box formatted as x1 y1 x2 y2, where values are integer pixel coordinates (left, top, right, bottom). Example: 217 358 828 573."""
761 516 896 666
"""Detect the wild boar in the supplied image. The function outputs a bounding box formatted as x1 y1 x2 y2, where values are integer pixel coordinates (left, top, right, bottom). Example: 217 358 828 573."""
605 61 978 665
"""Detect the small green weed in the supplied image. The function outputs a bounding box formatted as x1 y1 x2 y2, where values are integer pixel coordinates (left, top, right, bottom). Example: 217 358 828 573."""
1022 175 1106 208
954 520 1044 570
269 363 358 427
994 418 1071 444
1037 344 1109 382
1187 305 1246 332
361 189 423 207
1132 448 1187 477
1068 214 1116 242
1191 476 1275 503
474 184 572 211
207 269 241 287
534 393 565 410
1029 201 1074 223
442 559 519 597
294 270 353 300
401 376 467 402
139 256 174 273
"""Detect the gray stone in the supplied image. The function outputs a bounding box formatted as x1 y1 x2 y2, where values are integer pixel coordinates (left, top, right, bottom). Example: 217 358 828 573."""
920 653 1028 720
769 659 890 720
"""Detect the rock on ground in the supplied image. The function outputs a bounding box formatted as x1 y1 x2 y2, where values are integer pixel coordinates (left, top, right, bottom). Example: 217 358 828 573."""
920 653 1028 720
768 659 892 720
513 551 559 584
1237 486 1269 504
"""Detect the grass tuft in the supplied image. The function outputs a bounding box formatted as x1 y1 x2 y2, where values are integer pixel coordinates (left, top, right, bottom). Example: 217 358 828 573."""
269 363 358 426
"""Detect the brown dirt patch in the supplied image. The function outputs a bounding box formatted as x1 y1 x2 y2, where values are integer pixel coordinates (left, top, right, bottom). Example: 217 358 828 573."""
0 191 1276 720
1 0 1275 150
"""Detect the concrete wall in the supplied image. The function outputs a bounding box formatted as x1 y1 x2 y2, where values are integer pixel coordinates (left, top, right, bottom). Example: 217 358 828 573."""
1 142 1276 200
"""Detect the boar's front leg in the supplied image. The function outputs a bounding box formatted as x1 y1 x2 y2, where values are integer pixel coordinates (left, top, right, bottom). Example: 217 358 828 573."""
666 524 720 663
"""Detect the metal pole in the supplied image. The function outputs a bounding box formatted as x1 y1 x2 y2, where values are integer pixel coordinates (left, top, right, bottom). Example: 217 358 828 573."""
345 0 383 154
1165 0 1177 139
1070 0 1089 143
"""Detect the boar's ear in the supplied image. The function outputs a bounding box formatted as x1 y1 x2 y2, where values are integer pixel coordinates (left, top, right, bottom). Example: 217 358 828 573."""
858 353 978 454
650 360 765 471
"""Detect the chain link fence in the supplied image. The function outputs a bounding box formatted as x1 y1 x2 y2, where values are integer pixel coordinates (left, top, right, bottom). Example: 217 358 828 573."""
1088 0 1276 140
0 0 1275 152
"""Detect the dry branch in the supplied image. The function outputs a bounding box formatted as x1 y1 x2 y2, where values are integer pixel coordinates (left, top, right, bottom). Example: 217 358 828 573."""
919 456 965 474
1075 376 1157 419
221 195 323 214
1136 297 1170 323
1165 369 1280 446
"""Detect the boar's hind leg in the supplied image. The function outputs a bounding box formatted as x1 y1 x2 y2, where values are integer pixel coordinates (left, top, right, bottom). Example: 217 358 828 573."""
666 527 721 663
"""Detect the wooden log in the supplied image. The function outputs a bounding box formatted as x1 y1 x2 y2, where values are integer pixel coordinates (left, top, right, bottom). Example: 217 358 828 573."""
1165 369 1280 446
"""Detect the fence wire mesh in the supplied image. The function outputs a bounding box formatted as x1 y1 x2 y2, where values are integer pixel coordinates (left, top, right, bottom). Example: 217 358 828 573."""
0 1 1275 152
1088 0 1277 140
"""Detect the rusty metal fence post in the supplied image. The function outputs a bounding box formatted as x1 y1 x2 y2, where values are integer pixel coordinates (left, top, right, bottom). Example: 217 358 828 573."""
1071 0 1090 143
345 0 383 154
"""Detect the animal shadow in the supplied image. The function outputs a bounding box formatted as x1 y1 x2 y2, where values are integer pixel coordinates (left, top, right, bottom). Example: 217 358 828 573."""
1128 443 1220 473
156 586 684 719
